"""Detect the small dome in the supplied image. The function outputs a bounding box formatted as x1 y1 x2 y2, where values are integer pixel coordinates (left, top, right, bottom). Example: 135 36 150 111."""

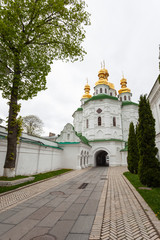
118 76 131 94
82 81 92 99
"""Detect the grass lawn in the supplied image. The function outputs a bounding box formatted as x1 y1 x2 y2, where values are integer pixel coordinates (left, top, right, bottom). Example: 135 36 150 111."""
0 169 72 194
124 172 160 220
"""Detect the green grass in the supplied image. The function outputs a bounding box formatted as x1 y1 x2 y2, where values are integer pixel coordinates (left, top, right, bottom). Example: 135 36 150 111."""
124 172 160 220
0 175 27 181
0 169 72 194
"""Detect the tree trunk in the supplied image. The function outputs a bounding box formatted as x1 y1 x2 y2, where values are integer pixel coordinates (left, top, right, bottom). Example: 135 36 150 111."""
3 53 20 177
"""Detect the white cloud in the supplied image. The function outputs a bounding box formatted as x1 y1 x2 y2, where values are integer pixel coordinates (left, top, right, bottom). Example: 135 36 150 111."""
1 0 160 135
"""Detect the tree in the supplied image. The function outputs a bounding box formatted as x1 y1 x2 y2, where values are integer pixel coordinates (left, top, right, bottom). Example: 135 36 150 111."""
0 0 90 177
138 95 160 187
127 122 139 174
22 115 43 136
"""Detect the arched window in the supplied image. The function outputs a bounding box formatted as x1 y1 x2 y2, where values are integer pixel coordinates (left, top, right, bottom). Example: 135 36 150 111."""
105 88 107 93
113 117 116 126
98 117 101 126
128 96 130 101
100 88 102 93
110 92 112 96
124 95 126 100
86 119 88 128
120 97 122 101
96 89 98 95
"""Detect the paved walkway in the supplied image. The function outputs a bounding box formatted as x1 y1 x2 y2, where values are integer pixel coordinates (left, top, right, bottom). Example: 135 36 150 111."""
0 167 160 240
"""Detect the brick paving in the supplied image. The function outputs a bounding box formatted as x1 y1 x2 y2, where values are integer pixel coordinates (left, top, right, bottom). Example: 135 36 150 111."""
0 167 107 240
0 168 90 212
0 167 160 240
90 167 160 240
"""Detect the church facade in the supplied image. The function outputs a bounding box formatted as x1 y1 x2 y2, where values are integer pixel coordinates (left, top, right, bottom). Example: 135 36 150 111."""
57 66 139 168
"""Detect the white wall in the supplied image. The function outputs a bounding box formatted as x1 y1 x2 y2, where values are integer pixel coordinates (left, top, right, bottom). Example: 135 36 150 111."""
59 143 91 170
0 138 62 176
148 77 160 159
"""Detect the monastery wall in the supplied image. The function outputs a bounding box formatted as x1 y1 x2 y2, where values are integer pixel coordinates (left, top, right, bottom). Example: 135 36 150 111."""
0 134 62 176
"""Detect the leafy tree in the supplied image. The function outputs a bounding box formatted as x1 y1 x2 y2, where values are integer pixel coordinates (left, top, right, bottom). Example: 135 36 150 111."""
22 115 43 136
127 122 139 174
0 0 90 177
138 95 160 187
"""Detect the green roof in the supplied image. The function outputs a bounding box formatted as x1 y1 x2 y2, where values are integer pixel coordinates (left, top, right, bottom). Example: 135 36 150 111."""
122 101 138 106
89 138 125 143
120 142 128 152
76 133 90 146
57 142 80 144
76 108 83 111
72 107 83 116
84 94 118 104
0 134 63 150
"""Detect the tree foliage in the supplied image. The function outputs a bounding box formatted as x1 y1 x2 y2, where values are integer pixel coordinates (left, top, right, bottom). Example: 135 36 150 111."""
22 115 43 136
0 0 90 100
0 0 90 175
127 122 139 174
138 95 160 187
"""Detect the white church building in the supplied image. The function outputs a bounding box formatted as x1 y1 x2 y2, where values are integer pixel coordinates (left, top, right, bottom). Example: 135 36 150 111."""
56 66 139 168
0 65 145 176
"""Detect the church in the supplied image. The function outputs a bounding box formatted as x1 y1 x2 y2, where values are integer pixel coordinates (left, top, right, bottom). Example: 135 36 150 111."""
0 65 139 176
56 66 139 168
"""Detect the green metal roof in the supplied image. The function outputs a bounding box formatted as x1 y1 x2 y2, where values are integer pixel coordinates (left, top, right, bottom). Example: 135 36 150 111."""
122 101 138 106
89 138 125 143
76 133 91 146
84 94 118 104
57 142 80 144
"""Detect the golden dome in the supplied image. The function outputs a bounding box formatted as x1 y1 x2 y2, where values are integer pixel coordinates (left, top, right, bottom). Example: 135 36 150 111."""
95 67 115 90
95 68 109 86
82 82 92 99
108 82 115 90
118 76 131 94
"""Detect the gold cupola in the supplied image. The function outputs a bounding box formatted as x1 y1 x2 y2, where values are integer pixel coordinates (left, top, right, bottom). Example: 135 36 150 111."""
95 66 115 89
118 76 131 94
82 81 92 99
95 68 109 86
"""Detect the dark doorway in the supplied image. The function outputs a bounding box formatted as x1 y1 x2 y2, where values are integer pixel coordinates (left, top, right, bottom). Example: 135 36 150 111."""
96 151 109 166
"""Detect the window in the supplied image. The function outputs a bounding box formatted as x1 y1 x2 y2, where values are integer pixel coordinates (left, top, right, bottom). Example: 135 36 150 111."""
128 96 130 101
124 95 126 100
86 119 89 128
96 89 98 95
100 88 102 93
105 88 107 93
110 92 112 96
113 117 116 127
120 97 122 101
67 134 70 140
98 117 101 126
97 108 102 114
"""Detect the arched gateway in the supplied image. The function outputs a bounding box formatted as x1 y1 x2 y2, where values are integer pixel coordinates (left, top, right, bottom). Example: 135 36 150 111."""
95 150 109 166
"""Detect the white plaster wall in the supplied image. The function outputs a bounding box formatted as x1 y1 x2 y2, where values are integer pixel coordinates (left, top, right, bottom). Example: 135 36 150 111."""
121 105 139 141
73 111 83 134
148 78 160 158
81 98 123 141
59 143 91 169
0 138 62 176
0 139 7 176
121 151 128 166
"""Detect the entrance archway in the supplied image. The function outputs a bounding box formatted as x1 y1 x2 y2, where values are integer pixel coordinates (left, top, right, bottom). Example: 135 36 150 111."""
96 150 109 166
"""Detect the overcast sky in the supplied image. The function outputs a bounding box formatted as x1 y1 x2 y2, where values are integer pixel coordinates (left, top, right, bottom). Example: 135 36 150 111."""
1 0 160 136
